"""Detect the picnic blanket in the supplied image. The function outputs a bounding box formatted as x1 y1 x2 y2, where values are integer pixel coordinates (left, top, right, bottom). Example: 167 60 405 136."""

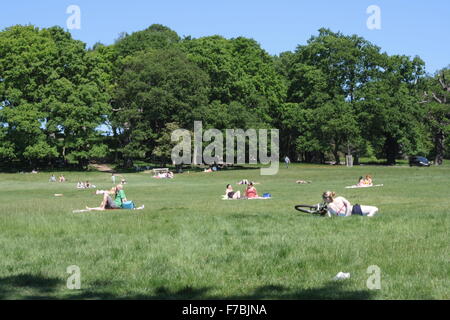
221 195 271 200
345 184 384 189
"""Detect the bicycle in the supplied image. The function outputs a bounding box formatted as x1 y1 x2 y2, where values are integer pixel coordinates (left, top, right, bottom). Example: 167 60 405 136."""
294 203 328 216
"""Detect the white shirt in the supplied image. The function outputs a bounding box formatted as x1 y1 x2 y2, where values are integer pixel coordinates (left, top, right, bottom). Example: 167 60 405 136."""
327 196 353 217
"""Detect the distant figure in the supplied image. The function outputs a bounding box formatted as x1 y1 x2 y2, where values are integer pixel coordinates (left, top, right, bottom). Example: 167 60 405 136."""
59 175 66 183
153 172 174 179
296 180 311 184
357 176 365 187
111 173 116 185
49 175 56 182
85 181 91 188
364 175 373 186
121 177 127 185
285 156 291 169
356 175 373 187
238 179 250 185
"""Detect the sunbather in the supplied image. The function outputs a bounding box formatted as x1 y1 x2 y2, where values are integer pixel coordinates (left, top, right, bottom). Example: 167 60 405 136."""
86 185 143 211
86 187 121 211
322 191 378 217
245 183 258 198
225 184 241 199
364 175 373 186
296 180 312 184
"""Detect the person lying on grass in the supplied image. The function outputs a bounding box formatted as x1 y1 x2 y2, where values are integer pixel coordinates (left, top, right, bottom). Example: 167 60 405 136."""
356 175 373 187
357 176 365 187
87 184 143 211
153 171 174 179
225 184 241 199
322 191 378 217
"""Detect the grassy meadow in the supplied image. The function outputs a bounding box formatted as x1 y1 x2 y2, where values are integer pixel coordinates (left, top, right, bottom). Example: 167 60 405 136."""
0 164 449 299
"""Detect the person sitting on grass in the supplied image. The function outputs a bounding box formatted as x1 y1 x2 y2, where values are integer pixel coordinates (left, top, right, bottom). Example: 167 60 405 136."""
357 176 365 187
364 175 373 186
225 184 241 199
322 191 378 217
245 182 258 199
87 187 120 211
87 184 144 211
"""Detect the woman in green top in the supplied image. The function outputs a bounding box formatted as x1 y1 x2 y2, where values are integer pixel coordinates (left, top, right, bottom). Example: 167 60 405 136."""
86 186 122 211
114 184 127 207
86 184 144 211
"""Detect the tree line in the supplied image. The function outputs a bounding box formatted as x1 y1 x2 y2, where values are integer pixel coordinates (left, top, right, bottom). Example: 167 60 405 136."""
0 24 449 169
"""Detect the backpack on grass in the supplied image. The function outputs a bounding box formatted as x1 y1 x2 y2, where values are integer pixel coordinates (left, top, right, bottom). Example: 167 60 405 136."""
122 201 136 209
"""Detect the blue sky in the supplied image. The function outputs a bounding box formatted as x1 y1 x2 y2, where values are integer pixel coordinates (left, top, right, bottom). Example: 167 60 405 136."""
1 0 449 74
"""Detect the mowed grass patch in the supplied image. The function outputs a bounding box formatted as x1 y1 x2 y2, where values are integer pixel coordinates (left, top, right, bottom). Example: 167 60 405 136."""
0 164 449 299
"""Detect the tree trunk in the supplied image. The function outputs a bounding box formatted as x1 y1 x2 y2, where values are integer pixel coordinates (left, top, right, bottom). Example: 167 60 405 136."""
333 143 340 165
434 129 445 166
354 154 360 166
384 136 398 165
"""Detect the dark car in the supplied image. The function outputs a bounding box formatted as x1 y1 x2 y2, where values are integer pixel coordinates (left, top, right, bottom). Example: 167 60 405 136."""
409 156 431 167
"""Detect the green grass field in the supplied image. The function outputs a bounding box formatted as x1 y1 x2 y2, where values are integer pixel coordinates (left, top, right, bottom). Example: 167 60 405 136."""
0 164 449 300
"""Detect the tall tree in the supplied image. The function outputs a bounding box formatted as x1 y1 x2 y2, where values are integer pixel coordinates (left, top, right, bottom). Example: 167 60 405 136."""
422 68 450 165
285 29 380 162
182 35 287 126
112 48 210 166
356 54 427 164
115 24 180 58
0 25 110 168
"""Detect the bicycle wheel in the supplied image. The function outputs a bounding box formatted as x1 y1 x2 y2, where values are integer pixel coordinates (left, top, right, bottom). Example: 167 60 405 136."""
294 204 320 214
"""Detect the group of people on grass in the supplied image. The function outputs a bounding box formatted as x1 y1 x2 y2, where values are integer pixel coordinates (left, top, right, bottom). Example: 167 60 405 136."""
224 175 379 217
77 181 96 189
225 182 260 199
49 174 66 183
357 175 373 187
153 171 174 179
315 174 378 217
73 166 379 217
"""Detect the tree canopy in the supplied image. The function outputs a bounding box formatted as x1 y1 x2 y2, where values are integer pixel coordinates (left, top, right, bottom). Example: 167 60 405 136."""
0 24 447 169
